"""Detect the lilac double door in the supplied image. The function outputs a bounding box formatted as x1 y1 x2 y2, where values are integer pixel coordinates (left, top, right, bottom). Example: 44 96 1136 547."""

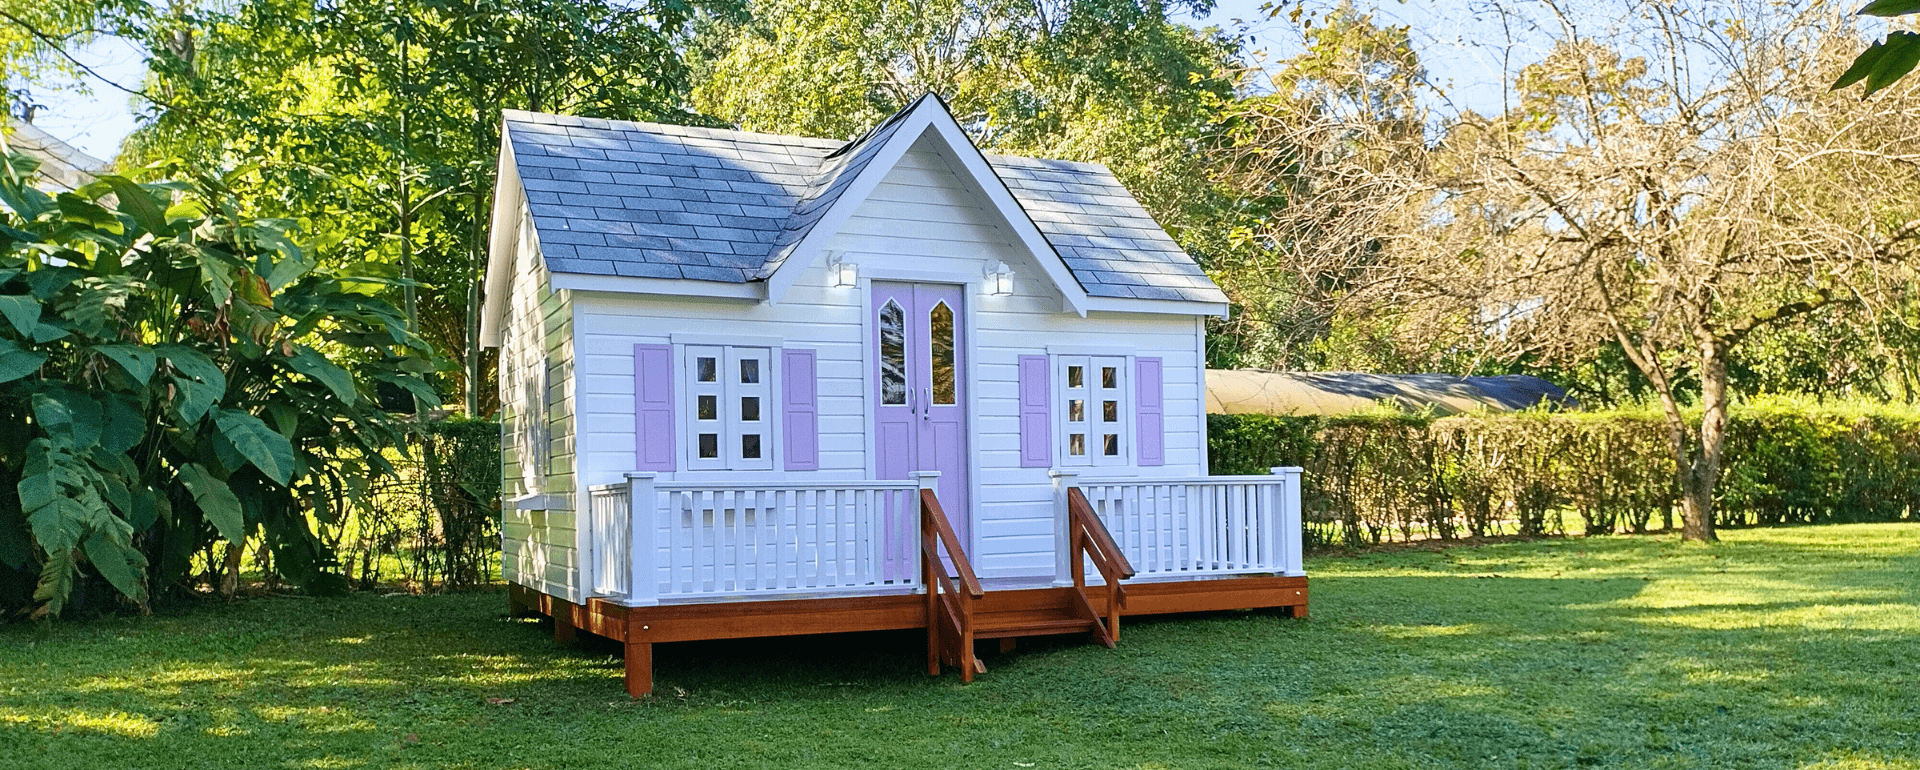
872 282 971 547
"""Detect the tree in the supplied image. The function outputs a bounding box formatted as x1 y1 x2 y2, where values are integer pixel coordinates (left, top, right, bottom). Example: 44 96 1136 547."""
125 0 743 415
690 0 1243 262
1223 0 1920 542
0 150 438 618
1206 5 1435 371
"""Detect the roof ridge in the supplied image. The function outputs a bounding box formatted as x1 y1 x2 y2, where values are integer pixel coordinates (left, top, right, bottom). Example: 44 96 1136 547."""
502 109 845 149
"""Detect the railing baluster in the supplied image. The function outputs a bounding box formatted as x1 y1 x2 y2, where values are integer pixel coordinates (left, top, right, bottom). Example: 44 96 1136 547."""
860 489 876 587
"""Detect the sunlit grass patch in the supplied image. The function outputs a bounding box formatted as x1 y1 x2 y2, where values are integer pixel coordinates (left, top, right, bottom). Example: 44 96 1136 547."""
1 523 1916 769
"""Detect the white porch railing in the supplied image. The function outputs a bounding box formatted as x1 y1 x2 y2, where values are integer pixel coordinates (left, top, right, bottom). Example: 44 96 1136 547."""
1061 467 1304 579
586 475 923 605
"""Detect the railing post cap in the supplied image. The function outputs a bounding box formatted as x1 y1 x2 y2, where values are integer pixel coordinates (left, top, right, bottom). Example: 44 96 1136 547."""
909 470 941 479
625 472 659 480
1048 469 1079 478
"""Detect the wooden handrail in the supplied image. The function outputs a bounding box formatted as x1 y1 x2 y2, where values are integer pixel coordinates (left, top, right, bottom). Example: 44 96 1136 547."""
1068 488 1136 582
1066 486 1136 646
921 489 983 597
922 487 984 682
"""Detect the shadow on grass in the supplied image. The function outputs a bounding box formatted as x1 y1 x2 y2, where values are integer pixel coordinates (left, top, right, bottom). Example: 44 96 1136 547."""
3 524 1918 769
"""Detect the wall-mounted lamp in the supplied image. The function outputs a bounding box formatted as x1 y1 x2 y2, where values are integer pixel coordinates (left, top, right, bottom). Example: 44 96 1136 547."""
830 254 858 288
985 261 1014 296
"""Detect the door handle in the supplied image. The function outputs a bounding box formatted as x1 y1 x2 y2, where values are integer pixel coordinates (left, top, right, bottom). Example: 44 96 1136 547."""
921 388 931 420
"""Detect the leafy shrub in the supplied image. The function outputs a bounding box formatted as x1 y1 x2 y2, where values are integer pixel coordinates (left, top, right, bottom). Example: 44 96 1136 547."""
331 419 501 592
1209 404 1920 548
0 155 438 619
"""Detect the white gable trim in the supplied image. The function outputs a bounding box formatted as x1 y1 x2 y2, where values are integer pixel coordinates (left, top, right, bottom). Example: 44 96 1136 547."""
549 272 764 300
1082 296 1230 318
762 98 1092 316
478 136 524 349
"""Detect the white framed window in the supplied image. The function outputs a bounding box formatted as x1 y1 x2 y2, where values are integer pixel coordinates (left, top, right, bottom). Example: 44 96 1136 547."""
1057 355 1129 467
684 345 774 471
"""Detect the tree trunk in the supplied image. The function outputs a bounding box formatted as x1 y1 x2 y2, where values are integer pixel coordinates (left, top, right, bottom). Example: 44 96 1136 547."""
1679 341 1727 543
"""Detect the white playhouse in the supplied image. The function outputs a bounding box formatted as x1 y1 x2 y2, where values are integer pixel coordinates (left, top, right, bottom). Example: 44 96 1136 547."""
479 95 1305 696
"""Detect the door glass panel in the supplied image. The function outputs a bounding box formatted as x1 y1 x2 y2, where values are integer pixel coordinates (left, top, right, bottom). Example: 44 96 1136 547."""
1103 400 1118 422
697 395 717 421
741 434 762 459
740 396 760 422
1069 434 1086 456
1102 366 1118 389
1067 366 1084 388
698 433 719 458
930 301 956 404
1069 399 1084 422
696 357 717 382
739 357 760 384
879 300 906 405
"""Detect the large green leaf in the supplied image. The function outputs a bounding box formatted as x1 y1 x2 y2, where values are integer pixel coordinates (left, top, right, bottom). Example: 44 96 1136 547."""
1834 31 1920 93
101 176 170 235
94 344 157 385
155 344 228 423
32 390 103 449
82 530 148 602
0 338 47 383
214 408 296 485
55 193 123 235
99 396 146 454
1861 0 1920 16
0 294 40 337
0 163 51 221
288 345 358 404
32 548 76 619
177 463 245 543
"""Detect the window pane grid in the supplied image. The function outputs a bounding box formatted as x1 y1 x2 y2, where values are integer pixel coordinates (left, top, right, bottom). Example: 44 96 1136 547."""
1059 355 1128 467
684 344 774 470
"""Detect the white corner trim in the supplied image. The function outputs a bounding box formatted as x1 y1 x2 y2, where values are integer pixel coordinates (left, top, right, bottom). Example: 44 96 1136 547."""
478 137 523 349
549 272 765 300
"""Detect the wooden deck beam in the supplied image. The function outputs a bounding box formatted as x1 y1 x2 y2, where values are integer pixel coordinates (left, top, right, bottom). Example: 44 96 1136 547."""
509 575 1307 698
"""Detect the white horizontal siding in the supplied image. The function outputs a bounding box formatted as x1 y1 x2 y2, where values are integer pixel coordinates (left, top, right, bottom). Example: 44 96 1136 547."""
497 194 583 602
564 131 1208 582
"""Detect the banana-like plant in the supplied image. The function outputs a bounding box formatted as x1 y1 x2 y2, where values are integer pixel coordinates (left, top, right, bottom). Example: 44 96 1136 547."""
0 152 439 619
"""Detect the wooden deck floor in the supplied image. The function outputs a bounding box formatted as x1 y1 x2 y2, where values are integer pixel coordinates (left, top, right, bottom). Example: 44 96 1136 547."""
509 574 1307 696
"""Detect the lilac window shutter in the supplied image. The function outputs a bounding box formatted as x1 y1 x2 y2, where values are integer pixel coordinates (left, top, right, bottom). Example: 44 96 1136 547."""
782 349 820 471
1136 357 1165 466
1018 355 1052 468
633 344 676 471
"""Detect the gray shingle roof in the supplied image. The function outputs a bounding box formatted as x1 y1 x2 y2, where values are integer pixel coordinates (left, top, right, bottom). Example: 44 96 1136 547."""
503 104 1226 304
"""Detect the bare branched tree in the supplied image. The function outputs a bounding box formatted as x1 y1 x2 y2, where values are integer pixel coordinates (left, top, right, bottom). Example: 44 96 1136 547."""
1224 0 1920 541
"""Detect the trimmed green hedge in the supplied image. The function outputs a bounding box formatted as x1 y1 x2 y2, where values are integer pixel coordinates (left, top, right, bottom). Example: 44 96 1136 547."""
1208 406 1920 547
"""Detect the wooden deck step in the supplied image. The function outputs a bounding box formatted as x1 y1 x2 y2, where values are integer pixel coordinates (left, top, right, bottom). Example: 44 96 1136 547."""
972 608 1098 639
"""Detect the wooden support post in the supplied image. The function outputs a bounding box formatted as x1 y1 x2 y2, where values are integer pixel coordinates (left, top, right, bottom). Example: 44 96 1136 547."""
916 471 942 677
553 604 577 646
625 641 653 698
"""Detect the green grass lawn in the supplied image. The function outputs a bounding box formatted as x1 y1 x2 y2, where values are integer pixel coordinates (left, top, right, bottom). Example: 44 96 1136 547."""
4 523 1918 769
